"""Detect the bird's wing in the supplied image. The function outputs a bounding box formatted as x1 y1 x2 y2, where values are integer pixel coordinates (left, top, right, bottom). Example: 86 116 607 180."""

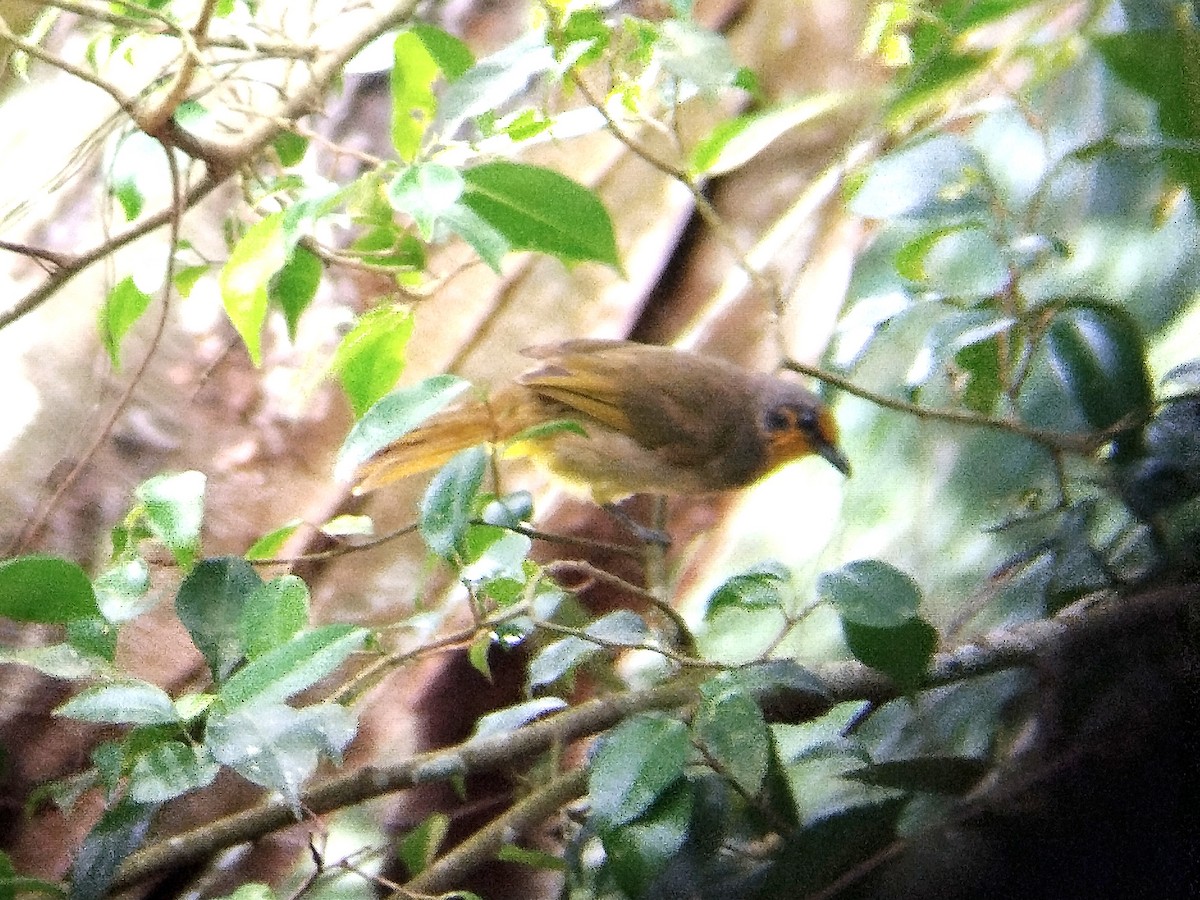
518 341 740 465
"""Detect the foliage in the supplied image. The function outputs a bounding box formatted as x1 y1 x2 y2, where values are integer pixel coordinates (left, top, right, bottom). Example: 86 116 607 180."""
0 1 1198 899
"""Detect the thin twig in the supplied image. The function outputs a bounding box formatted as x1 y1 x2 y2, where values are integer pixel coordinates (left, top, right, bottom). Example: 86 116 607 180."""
11 136 186 554
400 768 588 896
109 586 1193 892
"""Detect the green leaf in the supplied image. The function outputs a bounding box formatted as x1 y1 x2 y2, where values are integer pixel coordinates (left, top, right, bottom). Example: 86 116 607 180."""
175 556 263 683
841 617 938 687
589 713 689 828
397 813 450 877
1096 28 1200 214
888 50 994 127
134 471 206 570
907 309 1014 394
387 163 465 239
410 23 474 79
55 681 179 726
848 134 979 219
461 162 621 268
244 520 303 561
735 659 831 718
269 245 321 342
239 575 310 660
468 630 493 679
92 555 151 623
459 528 532 582
334 374 471 481
527 636 599 691
272 131 308 167
689 92 844 177
69 798 157 900
895 226 1007 298
584 610 650 647
0 866 62 900
205 701 357 811
472 697 568 739
419 447 488 558
756 799 906 897
107 130 165 221
495 844 566 871
0 555 98 623
66 616 118 663
390 29 440 161
128 741 220 803
817 559 922 627
173 263 209 298
438 32 555 130
217 624 369 708
703 563 788 619
350 226 426 270
843 755 990 794
219 212 289 365
439 202 510 271
98 276 153 369
0 643 118 681
329 306 415 418
600 780 693 898
694 681 769 796
1042 301 1153 434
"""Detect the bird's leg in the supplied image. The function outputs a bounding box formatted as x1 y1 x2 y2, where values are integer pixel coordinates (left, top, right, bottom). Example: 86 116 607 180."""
602 499 671 547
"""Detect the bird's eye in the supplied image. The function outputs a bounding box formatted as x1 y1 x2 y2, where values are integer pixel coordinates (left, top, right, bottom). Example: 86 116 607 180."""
763 408 793 432
764 404 820 433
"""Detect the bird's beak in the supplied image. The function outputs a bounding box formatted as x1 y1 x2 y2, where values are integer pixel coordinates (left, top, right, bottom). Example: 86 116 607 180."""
816 441 852 476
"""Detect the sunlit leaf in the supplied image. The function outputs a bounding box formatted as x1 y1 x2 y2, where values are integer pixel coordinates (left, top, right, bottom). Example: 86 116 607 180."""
390 29 440 161
217 624 368 708
269 245 321 342
135 471 206 570
329 306 415 418
461 162 620 268
55 681 178 726
689 93 844 177
98 276 153 369
335 374 471 481
472 697 568 739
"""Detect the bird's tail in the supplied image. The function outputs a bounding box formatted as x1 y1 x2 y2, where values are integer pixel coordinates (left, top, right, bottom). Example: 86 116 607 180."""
352 388 541 493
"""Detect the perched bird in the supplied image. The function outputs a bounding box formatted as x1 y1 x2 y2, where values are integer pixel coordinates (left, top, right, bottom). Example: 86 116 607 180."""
354 339 850 503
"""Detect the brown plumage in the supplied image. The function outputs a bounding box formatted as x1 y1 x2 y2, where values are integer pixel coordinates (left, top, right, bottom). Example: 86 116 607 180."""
353 339 849 503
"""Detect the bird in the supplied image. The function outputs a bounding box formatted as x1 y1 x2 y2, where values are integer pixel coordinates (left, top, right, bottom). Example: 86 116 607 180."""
353 339 850 503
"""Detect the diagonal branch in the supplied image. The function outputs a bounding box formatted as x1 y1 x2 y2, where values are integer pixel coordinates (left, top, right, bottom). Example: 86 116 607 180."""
110 584 1193 892
0 0 422 331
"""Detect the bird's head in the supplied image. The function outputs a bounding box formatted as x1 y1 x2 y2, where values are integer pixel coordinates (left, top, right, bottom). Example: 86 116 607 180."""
757 386 851 477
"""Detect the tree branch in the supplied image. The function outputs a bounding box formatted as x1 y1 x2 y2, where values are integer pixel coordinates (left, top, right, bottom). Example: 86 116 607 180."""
110 584 1194 892
0 0 422 331
400 768 588 897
